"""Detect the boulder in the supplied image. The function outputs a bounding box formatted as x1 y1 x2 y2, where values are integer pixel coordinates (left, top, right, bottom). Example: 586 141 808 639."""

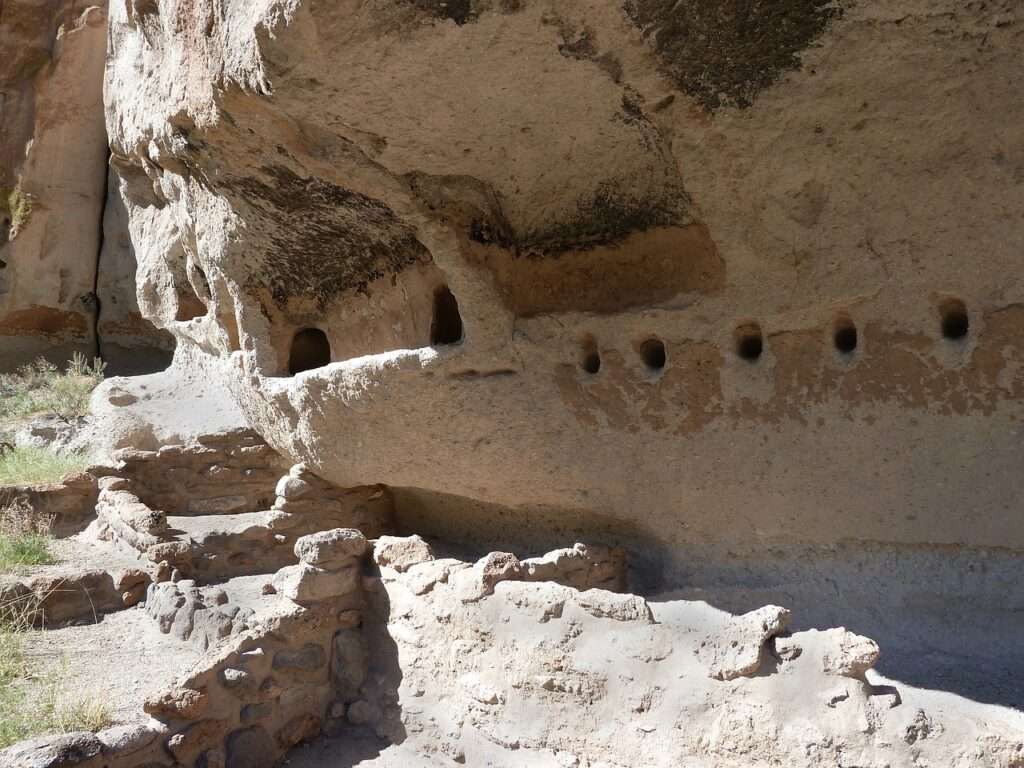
272 563 361 605
373 535 435 573
294 528 368 568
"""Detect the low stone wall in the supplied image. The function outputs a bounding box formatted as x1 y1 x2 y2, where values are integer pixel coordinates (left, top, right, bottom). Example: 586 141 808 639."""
1 529 375 768
0 566 149 627
92 459 395 583
0 472 98 537
108 429 287 517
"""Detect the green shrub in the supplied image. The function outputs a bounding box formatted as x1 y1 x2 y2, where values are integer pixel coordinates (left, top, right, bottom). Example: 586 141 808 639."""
1 185 34 239
0 500 53 573
0 446 89 487
0 353 106 421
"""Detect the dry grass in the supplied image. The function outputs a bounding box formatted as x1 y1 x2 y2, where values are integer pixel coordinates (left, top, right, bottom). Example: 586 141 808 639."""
0 500 54 573
0 445 90 487
0 353 106 421
0 589 112 749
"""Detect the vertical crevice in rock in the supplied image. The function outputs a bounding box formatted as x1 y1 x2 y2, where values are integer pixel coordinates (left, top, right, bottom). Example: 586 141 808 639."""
90 151 111 364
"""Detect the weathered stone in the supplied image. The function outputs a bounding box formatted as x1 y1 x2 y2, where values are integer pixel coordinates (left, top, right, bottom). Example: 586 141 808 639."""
821 628 881 678
225 726 276 768
97 723 159 755
273 644 326 672
276 713 321 748
331 629 368 701
697 606 792 681
143 687 208 720
276 474 313 500
576 590 654 623
240 702 274 723
220 667 256 694
272 563 360 605
346 700 384 726
293 528 368 568
166 720 230 766
373 535 435 573
0 732 102 767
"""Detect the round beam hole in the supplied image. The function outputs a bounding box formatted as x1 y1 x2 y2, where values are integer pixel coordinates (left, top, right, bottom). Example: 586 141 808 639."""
833 317 858 354
640 338 667 371
735 324 763 362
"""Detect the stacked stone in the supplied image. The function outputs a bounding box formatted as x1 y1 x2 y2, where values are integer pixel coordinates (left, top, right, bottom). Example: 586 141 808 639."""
272 528 367 607
109 430 285 517
92 476 169 552
3 528 376 768
266 464 394 539
0 471 98 537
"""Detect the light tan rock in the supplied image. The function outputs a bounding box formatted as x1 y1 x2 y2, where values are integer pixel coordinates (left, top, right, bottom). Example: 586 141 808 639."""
821 628 881 679
698 605 791 681
294 528 368 568
273 563 361 605
373 535 435 573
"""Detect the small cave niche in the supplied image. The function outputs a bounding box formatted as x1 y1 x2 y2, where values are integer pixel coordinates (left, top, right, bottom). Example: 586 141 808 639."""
580 335 601 375
640 337 667 371
430 286 464 345
175 290 207 322
288 328 332 375
939 298 969 340
833 315 858 354
735 323 764 362
174 267 209 322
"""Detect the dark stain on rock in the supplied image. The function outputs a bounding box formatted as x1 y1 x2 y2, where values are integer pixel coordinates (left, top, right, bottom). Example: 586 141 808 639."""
512 181 688 257
623 0 842 110
225 166 430 310
408 0 523 25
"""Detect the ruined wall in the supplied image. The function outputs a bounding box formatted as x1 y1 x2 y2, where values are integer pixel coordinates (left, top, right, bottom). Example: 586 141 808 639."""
102 0 1024 588
0 0 172 373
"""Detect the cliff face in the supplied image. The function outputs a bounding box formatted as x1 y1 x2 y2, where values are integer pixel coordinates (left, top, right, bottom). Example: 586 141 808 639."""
102 0 1024 567
0 0 172 373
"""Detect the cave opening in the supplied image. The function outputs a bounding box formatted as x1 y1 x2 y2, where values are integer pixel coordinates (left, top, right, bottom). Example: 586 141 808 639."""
288 327 332 375
431 286 463 345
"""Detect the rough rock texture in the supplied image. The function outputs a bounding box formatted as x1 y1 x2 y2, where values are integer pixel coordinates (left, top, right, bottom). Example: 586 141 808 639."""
0 0 172 373
95 2 1024 755
0 472 98 536
101 0 1024 576
283 539 1024 767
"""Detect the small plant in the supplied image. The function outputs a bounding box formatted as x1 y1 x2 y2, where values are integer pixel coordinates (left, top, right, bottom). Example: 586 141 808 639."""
0 446 90 487
0 596 112 749
0 500 53 573
0 354 106 421
1 184 35 240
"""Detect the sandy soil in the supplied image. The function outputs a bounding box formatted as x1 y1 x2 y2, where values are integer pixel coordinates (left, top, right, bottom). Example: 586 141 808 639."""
20 607 200 724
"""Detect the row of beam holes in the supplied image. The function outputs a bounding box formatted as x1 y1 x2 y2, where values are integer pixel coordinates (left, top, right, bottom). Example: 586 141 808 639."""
288 286 464 375
580 299 971 373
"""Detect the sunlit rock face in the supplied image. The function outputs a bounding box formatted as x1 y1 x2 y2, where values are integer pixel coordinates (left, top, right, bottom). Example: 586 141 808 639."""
104 0 1024 575
0 1 109 368
0 1 174 373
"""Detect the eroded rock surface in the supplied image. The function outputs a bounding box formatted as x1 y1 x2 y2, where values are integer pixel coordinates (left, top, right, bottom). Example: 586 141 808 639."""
0 1 171 372
100 0 1024 578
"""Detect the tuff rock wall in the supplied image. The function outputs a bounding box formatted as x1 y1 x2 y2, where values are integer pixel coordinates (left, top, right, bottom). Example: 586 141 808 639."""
0 0 172 373
102 0 1024 575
